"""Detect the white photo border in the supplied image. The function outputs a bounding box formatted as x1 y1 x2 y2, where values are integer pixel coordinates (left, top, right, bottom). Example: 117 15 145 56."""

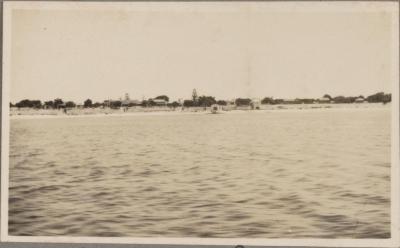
1 1 399 247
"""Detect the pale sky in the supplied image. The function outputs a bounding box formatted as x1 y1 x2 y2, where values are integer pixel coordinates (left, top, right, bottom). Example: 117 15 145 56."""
8 2 397 103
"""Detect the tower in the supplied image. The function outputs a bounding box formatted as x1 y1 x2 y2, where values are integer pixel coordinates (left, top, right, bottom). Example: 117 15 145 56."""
192 89 198 103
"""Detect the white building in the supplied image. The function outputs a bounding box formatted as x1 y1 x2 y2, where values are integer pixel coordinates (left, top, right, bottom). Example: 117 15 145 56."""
318 97 331 103
250 98 261 109
355 97 366 103
121 93 141 106
152 99 167 106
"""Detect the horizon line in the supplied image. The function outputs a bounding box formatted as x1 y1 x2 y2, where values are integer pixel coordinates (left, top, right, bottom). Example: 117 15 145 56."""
9 91 392 104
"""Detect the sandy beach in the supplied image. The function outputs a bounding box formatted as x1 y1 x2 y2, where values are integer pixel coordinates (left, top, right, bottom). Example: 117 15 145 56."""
9 103 389 120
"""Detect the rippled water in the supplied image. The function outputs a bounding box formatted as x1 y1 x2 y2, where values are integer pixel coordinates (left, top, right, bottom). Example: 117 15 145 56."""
9 107 391 238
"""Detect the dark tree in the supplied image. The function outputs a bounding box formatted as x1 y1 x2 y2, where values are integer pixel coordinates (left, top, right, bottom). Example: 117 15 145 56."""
110 100 122 109
197 96 216 107
332 96 346 103
33 100 42 108
192 89 198 104
323 94 332 100
141 100 148 107
84 99 93 108
383 94 391 103
261 97 274 104
128 102 139 107
154 95 169 102
147 99 156 107
44 101 54 109
15 99 42 109
274 99 284 104
169 101 181 108
65 101 76 108
366 92 386 103
283 99 302 104
347 97 357 103
93 102 103 108
183 100 195 107
297 98 315 104
235 98 252 106
54 98 64 109
333 96 356 103
216 100 227 106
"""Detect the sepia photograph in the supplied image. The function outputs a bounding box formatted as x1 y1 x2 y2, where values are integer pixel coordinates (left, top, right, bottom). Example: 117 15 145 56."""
1 1 399 246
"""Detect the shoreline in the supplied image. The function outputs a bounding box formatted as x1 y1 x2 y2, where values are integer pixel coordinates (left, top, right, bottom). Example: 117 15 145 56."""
9 103 390 120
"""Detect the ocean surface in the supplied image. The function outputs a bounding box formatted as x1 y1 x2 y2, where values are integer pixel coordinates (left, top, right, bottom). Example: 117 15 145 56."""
9 106 391 238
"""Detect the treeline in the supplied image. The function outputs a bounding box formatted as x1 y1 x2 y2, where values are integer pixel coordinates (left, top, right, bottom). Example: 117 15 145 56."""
260 92 391 105
9 98 99 109
9 92 392 109
9 95 180 109
182 96 226 107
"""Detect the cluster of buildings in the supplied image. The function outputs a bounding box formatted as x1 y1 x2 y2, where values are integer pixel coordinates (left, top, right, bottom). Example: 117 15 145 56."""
103 93 369 109
10 90 387 113
104 93 168 107
275 96 367 104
